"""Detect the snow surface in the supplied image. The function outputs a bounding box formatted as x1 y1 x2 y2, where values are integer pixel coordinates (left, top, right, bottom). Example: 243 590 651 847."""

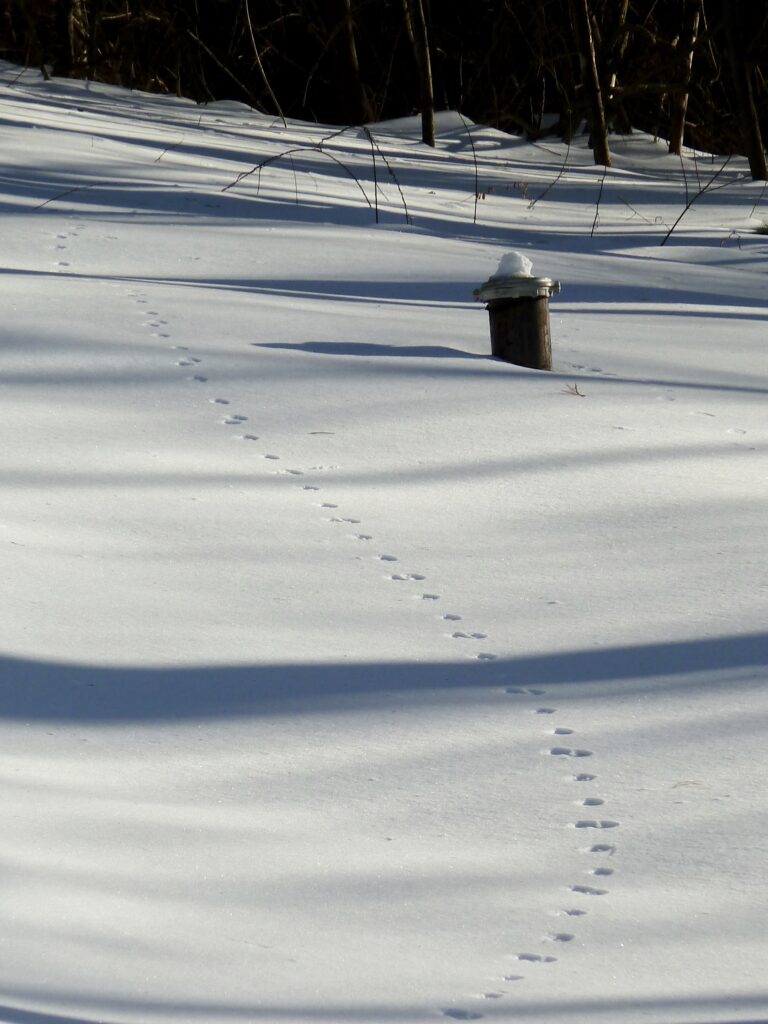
1 60 767 1024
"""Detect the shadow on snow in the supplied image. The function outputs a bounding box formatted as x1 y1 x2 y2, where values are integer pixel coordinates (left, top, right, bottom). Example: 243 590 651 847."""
0 632 766 724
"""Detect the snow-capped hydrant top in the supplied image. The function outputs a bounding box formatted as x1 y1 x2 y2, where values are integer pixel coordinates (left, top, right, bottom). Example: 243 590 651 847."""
473 251 560 303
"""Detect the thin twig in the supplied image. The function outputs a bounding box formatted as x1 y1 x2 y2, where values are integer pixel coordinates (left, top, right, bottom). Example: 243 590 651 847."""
186 28 262 109
318 126 356 148
8 64 31 86
679 152 689 206
243 0 286 126
692 146 702 190
618 196 667 228
289 156 299 205
154 137 185 163
660 154 734 246
361 127 379 224
32 183 98 211
363 128 412 225
529 137 571 208
222 145 373 212
457 113 479 225
591 167 607 237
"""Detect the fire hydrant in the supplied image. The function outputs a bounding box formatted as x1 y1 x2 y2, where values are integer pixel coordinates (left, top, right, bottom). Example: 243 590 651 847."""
474 252 560 371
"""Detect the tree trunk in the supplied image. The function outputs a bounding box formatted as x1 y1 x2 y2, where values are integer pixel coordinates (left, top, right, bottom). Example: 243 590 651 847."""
402 0 435 147
338 0 374 123
668 0 700 155
602 0 631 133
68 0 89 75
243 0 286 124
570 0 611 165
724 0 767 180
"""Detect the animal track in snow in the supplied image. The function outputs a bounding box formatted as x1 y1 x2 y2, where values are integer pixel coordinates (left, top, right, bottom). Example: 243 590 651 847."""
574 820 618 830
330 516 361 524
548 932 574 943
505 687 546 696
442 614 462 621
209 397 230 405
551 747 593 758
391 572 426 582
441 1011 483 1021
590 844 616 855
581 798 604 807
452 631 488 640
420 593 440 600
476 653 497 661
303 485 321 491
177 358 201 366
562 908 587 917
378 555 398 562
190 375 208 382
590 867 614 877
263 453 280 460
536 707 557 715
554 727 574 735
574 773 597 782
570 885 608 896
503 974 524 982
237 434 260 441
515 953 557 963
356 534 373 541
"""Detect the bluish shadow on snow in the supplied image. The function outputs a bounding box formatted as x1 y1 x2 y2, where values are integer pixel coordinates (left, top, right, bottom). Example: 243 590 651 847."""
557 304 768 322
253 342 483 359
0 991 766 1024
0 632 766 724
3 262 767 321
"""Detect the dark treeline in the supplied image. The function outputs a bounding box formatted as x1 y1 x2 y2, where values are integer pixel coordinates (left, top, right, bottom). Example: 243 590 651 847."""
2 0 767 176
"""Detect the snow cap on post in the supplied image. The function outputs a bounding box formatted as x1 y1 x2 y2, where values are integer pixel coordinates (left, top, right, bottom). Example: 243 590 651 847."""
491 250 534 279
473 250 559 303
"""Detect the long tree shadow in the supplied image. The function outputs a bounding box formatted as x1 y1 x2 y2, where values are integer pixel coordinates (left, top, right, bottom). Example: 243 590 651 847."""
253 341 483 359
0 992 766 1024
1 632 765 724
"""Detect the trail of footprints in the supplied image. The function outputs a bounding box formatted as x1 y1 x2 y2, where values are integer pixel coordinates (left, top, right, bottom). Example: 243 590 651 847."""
432 690 622 1019
127 292 462 623
138 300 617 1021
46 216 85 271
485 690 619 998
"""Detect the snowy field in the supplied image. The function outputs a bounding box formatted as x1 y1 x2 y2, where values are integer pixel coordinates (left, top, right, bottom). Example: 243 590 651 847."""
1 61 767 1024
